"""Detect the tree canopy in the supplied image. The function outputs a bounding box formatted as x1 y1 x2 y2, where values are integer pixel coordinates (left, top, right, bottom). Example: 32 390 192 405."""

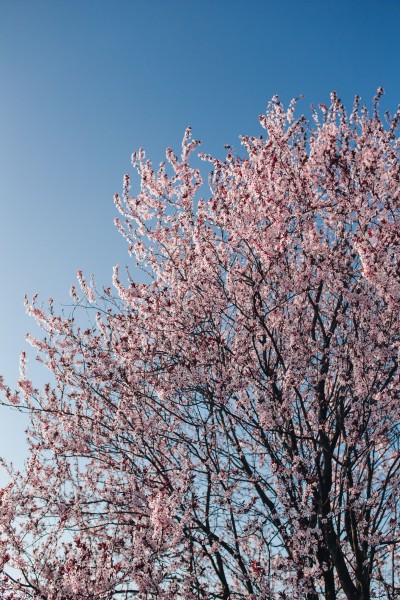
1 91 400 599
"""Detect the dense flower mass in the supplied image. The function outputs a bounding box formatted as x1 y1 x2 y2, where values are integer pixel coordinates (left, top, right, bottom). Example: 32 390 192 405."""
0 91 400 599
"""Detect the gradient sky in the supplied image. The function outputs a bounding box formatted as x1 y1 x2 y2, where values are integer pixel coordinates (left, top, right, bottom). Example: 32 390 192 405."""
1 0 399 471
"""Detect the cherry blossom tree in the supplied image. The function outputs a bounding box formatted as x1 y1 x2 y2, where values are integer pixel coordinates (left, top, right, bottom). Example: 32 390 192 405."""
1 90 400 599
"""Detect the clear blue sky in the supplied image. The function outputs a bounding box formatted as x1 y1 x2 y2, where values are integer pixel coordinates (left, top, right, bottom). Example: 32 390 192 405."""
0 0 399 470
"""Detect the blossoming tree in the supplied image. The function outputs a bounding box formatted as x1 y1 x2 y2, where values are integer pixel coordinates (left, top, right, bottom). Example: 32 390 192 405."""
1 91 399 599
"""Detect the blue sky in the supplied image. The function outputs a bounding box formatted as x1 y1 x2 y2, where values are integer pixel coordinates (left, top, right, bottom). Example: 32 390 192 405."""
0 0 399 469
